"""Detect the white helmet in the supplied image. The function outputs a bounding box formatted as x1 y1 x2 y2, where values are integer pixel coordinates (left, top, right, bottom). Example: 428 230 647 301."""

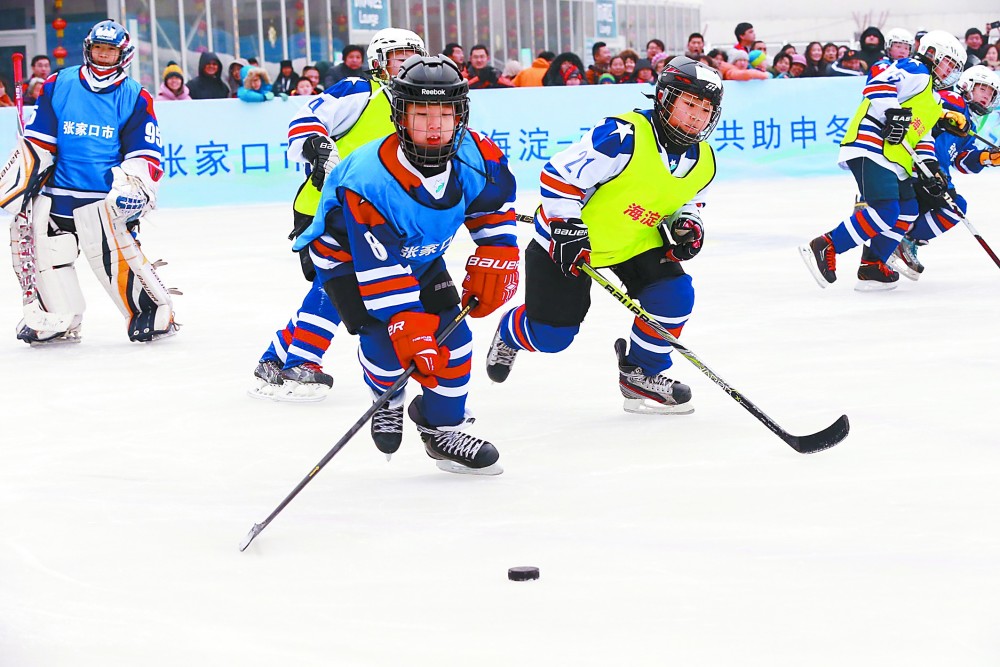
916 30 966 89
957 65 1000 115
884 28 914 57
367 28 426 83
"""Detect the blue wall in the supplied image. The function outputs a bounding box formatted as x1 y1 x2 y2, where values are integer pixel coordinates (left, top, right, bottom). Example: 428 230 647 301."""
2 77 999 210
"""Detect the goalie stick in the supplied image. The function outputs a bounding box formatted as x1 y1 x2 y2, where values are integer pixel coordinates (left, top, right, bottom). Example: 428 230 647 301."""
903 141 1000 271
580 263 849 454
239 298 478 552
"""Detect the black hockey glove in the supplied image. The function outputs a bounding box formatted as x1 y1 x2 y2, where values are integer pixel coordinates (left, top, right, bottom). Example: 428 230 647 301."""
301 135 339 190
915 159 948 200
882 107 913 145
661 210 704 262
548 218 591 277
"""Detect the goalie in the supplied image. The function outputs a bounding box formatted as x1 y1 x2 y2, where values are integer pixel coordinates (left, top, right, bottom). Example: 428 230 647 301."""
0 19 176 345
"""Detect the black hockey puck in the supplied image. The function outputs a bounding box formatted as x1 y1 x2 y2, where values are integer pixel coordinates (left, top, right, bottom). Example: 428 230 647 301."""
508 566 540 581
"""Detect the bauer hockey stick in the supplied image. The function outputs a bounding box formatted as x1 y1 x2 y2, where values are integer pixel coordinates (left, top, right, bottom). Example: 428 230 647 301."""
903 141 1000 270
580 263 849 453
239 298 478 552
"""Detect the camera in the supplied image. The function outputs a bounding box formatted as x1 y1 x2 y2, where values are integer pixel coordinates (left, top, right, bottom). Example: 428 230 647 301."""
990 20 1000 30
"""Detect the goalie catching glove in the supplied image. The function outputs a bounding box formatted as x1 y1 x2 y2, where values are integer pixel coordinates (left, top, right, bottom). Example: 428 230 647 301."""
301 135 340 190
661 209 704 262
461 245 520 317
105 158 162 224
387 311 450 388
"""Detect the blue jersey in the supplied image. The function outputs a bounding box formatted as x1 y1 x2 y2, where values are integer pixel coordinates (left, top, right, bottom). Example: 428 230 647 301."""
934 91 988 186
24 66 161 217
294 129 517 322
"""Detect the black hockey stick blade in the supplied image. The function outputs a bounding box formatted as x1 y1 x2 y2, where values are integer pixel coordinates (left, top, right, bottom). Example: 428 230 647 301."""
783 414 850 454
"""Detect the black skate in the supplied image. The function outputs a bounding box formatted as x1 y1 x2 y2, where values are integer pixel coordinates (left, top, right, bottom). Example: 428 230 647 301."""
408 396 502 475
856 246 899 291
888 235 924 281
614 338 693 415
798 234 837 287
371 393 405 459
16 321 82 347
278 362 333 402
486 328 518 383
247 359 284 400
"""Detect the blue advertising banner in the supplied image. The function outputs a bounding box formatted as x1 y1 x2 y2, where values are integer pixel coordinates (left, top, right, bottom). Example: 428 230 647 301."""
2 77 997 210
350 0 389 31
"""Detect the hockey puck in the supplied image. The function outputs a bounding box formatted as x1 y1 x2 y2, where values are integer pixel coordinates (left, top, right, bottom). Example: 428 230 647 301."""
508 566 540 581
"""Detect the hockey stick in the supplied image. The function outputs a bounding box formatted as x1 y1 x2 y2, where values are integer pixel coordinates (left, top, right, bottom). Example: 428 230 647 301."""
239 298 478 552
968 130 999 151
903 142 1000 270
580 263 849 454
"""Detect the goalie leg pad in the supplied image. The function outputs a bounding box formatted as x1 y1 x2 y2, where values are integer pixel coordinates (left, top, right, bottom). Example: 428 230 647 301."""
75 201 176 340
0 138 55 214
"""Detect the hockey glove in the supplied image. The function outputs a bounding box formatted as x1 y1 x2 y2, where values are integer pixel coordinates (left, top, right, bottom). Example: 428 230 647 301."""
548 218 591 277
301 135 340 190
882 107 913 145
388 311 450 389
915 159 947 199
662 210 704 262
979 150 1000 167
461 245 520 318
938 110 969 137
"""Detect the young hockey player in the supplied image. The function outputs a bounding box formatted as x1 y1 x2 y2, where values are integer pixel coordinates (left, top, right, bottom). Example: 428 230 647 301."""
292 55 518 474
250 28 426 401
890 65 1000 279
0 19 173 344
486 56 723 416
870 28 915 77
799 30 967 291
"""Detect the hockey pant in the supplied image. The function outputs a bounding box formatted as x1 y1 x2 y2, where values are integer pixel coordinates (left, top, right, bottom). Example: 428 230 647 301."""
827 157 919 262
496 241 694 376
260 276 341 369
68 199 176 340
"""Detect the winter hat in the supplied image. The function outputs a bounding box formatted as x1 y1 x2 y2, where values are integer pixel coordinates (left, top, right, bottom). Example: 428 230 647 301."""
748 50 767 68
651 52 670 68
279 59 293 69
162 62 184 83
730 49 749 63
790 54 807 67
562 65 582 83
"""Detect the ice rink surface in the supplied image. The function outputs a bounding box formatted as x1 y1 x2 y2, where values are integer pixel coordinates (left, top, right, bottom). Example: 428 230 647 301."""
2 174 999 666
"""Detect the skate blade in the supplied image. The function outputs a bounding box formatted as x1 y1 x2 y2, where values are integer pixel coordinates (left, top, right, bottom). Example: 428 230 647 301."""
275 380 330 402
887 257 921 281
854 280 898 292
623 397 695 415
797 244 833 288
23 332 83 347
435 460 504 476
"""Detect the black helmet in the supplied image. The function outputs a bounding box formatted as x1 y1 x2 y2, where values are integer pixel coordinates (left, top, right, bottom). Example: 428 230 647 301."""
390 54 469 168
652 56 724 147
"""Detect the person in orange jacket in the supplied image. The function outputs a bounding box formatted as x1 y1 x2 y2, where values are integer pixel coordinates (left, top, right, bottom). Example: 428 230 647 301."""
513 51 554 87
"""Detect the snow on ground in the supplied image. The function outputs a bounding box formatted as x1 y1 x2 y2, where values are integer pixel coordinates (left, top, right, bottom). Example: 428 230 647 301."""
2 174 999 666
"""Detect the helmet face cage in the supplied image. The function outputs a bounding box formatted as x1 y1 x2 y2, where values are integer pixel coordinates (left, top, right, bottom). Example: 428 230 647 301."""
390 55 470 168
917 30 966 90
654 57 724 147
958 66 1000 115
367 29 427 84
84 20 134 72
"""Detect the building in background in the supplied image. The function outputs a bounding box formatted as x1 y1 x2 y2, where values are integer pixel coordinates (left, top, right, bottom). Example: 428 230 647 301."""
0 0 699 91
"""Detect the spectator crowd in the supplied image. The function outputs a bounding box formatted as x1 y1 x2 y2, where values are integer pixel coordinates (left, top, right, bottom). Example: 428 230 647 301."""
3 19 1000 107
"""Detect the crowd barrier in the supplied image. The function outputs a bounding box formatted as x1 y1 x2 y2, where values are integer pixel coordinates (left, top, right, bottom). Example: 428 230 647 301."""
2 77 999 210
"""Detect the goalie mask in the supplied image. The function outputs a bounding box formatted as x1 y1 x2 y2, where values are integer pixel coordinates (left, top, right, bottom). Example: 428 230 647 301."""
915 30 966 90
651 56 724 148
956 65 1000 116
367 28 427 84
390 55 469 168
83 20 135 89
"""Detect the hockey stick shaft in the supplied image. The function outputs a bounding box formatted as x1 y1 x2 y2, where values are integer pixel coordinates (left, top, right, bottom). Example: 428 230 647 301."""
969 130 998 151
903 142 1000 269
239 298 478 551
580 263 848 453
11 53 25 136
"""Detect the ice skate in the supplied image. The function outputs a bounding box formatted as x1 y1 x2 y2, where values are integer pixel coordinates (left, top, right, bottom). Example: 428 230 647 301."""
798 234 837 287
888 236 924 281
129 306 179 343
485 328 518 383
614 338 693 415
408 396 502 476
16 319 82 347
371 392 405 460
276 362 333 402
247 359 284 400
855 246 899 291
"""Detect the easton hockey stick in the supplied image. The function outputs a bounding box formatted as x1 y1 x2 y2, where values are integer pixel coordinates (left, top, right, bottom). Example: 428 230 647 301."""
239 298 478 552
580 263 849 453
903 141 1000 270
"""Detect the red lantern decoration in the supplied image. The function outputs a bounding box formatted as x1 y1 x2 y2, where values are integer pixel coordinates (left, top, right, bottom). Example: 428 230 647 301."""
53 45 68 65
296 17 305 28
336 14 347 26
